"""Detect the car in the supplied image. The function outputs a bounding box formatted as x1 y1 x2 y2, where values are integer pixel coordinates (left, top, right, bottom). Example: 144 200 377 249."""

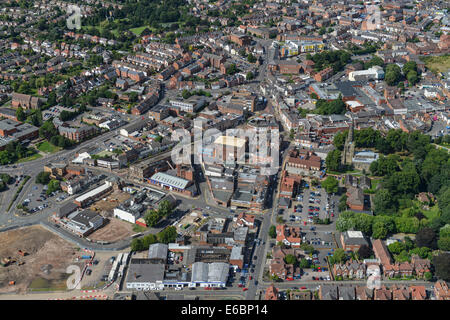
253 256 257 260
238 284 244 288
243 288 248 292
86 269 92 276
300 286 307 290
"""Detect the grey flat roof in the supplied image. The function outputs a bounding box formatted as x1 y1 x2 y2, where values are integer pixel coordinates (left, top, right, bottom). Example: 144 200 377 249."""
126 259 165 284
150 172 190 190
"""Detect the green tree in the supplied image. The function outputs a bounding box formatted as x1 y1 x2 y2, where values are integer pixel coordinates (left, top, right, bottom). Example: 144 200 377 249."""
330 248 346 264
247 53 256 63
299 258 310 269
321 176 339 194
35 172 51 185
284 254 297 265
269 225 276 239
357 244 373 259
325 149 342 172
415 227 437 249
433 253 450 281
16 107 26 122
157 226 177 244
46 179 60 195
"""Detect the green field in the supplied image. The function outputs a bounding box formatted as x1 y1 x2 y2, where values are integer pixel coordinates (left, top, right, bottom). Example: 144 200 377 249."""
37 141 61 153
16 153 42 163
422 204 440 220
129 26 153 36
422 54 450 74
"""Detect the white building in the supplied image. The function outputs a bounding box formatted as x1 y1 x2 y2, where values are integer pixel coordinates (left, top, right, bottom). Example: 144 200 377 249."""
349 66 384 81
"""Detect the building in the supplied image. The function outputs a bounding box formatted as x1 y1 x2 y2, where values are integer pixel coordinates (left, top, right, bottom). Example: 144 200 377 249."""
148 171 195 196
276 224 301 247
434 280 450 300
0 118 39 150
190 262 229 288
60 210 104 237
264 284 279 300
346 187 365 211
213 135 246 164
148 243 168 264
74 181 113 207
348 66 385 81
169 96 206 113
340 231 369 251
341 120 355 166
11 92 41 109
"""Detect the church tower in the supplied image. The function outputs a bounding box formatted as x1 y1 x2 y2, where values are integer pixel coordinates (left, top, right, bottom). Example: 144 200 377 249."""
342 120 355 166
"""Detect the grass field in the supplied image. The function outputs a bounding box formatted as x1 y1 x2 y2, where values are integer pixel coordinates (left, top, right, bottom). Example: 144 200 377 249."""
37 141 61 153
422 54 450 74
423 204 440 220
130 26 152 36
16 153 42 163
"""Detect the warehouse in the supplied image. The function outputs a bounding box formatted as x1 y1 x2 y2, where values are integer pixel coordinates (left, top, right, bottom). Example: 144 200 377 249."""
190 262 229 288
74 181 113 207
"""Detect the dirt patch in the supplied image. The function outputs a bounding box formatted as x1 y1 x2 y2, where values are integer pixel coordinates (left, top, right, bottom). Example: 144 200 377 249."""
89 190 131 217
0 225 81 294
87 218 135 243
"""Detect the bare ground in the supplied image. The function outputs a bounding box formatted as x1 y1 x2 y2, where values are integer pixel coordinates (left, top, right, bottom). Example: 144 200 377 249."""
0 225 81 294
87 218 135 243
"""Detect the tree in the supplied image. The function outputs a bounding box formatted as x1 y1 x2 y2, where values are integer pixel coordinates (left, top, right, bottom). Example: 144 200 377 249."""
321 176 339 194
157 226 177 244
330 248 346 264
16 107 26 122
374 188 396 214
46 179 60 195
36 172 51 185
299 258 310 269
246 71 254 80
325 149 342 172
0 173 12 184
433 253 450 281
424 271 433 281
372 221 389 239
247 53 256 63
415 227 437 249
158 200 173 217
269 225 276 239
284 254 297 265
388 242 406 255
144 210 161 227
130 238 145 251
385 64 402 86
438 237 450 251
300 243 315 254
358 244 373 259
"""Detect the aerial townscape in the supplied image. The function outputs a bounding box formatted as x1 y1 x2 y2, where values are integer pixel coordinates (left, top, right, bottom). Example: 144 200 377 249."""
0 0 448 304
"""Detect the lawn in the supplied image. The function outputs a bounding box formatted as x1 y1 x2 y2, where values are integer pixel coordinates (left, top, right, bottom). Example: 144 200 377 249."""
130 26 153 36
16 153 42 163
37 141 61 153
422 204 440 220
422 54 450 74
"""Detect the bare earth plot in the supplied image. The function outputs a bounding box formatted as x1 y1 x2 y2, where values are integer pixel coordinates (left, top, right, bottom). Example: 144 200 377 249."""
89 190 131 216
0 225 81 294
87 218 135 243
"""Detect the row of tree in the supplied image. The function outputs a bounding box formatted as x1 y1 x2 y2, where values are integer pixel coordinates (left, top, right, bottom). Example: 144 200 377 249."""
130 226 178 252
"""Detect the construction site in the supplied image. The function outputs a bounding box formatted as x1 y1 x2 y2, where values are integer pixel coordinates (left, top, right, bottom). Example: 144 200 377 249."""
0 225 82 294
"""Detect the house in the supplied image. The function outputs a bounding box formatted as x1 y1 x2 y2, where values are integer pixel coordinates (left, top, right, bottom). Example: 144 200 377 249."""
319 285 338 300
411 254 431 278
410 286 427 300
339 286 356 300
391 285 410 300
355 286 374 300
374 286 392 300
434 280 450 300
346 187 365 211
333 259 366 279
264 284 279 300
276 224 301 247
